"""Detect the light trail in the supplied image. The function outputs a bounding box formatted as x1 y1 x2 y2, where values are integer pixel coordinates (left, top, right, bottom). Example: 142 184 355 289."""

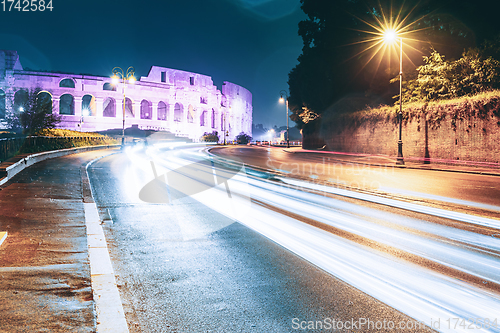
128 144 500 332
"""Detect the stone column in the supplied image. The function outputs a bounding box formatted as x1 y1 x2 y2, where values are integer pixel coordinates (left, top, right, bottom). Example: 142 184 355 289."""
52 97 60 114
95 97 104 118
74 97 82 117
152 101 158 121
133 101 141 120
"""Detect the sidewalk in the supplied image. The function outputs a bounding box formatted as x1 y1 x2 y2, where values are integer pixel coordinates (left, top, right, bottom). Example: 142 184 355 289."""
282 147 500 177
0 149 114 332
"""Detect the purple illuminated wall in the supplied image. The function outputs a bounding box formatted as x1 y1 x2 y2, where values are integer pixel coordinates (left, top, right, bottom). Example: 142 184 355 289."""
0 50 253 142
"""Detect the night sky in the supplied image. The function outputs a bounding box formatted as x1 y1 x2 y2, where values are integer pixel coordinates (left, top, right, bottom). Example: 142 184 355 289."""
0 0 305 129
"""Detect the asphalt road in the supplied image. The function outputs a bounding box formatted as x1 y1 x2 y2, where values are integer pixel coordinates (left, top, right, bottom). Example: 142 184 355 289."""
87 144 442 333
213 145 500 213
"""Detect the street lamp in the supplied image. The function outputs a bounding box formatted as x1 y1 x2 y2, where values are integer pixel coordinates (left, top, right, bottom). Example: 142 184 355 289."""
221 107 230 145
279 90 290 148
383 29 404 165
111 66 136 147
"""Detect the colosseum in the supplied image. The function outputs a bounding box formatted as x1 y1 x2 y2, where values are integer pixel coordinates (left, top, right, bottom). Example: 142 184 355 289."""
0 50 252 142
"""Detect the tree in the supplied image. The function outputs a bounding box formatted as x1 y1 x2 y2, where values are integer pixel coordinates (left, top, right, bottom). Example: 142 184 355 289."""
399 44 500 103
289 0 500 128
5 88 60 135
236 132 252 144
200 130 219 142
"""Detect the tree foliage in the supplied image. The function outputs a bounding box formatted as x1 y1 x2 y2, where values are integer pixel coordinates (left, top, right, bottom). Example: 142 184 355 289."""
200 130 219 142
5 88 60 135
398 46 500 103
236 132 252 144
289 0 500 129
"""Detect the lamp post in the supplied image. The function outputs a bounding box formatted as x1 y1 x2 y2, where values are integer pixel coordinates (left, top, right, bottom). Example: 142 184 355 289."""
279 90 290 148
111 66 136 147
383 30 404 165
223 109 226 145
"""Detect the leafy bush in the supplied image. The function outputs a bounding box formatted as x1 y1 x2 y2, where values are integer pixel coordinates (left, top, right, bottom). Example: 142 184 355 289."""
35 128 106 137
236 132 252 144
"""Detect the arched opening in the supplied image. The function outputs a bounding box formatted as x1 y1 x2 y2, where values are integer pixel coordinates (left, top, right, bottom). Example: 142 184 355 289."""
103 82 116 91
211 109 216 128
103 97 116 117
187 105 194 123
59 94 75 115
0 89 5 119
200 110 207 127
125 97 134 118
158 101 167 121
82 94 96 116
59 78 75 88
36 91 53 114
174 103 183 122
140 100 152 120
14 89 28 113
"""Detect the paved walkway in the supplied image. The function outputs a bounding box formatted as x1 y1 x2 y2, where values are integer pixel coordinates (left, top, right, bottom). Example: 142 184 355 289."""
282 147 500 177
0 149 114 332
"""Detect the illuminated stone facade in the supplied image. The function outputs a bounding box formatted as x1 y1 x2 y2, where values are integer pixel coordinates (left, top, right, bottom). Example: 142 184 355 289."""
0 50 252 142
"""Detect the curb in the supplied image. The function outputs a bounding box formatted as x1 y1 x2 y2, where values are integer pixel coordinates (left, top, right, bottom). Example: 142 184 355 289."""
84 152 129 333
0 144 120 186
0 231 7 247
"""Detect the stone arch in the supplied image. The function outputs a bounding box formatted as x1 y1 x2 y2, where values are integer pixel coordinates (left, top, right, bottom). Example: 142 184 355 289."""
59 78 76 88
36 91 53 114
140 100 152 120
125 97 134 118
82 94 96 116
0 89 5 119
174 103 183 122
158 101 167 121
59 94 75 115
187 104 194 123
103 82 116 91
14 89 28 112
211 108 216 128
200 110 207 127
103 97 116 117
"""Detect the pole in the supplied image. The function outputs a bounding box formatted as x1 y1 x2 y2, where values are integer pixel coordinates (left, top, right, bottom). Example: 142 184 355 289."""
122 85 126 147
396 37 404 165
286 98 289 148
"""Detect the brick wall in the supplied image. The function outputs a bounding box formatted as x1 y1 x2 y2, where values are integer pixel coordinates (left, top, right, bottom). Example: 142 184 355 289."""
312 95 500 163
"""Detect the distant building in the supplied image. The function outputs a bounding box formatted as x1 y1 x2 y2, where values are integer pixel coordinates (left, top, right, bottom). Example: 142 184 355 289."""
0 50 252 142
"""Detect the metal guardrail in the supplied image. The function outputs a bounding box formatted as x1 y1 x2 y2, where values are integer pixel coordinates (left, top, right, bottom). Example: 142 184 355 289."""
0 136 115 162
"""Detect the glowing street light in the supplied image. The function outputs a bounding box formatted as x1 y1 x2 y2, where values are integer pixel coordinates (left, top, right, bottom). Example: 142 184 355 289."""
383 29 404 165
279 90 290 148
111 66 135 147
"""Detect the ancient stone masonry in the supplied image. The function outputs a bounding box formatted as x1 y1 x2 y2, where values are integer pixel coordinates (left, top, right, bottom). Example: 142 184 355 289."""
0 50 252 142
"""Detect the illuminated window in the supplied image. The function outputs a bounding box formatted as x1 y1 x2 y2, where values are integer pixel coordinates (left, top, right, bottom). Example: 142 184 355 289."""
103 98 116 117
158 101 167 120
59 94 75 115
140 100 152 119
103 83 116 91
59 78 75 88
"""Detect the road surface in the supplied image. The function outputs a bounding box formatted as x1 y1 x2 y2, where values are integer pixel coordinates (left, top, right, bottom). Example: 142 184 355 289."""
86 143 500 332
